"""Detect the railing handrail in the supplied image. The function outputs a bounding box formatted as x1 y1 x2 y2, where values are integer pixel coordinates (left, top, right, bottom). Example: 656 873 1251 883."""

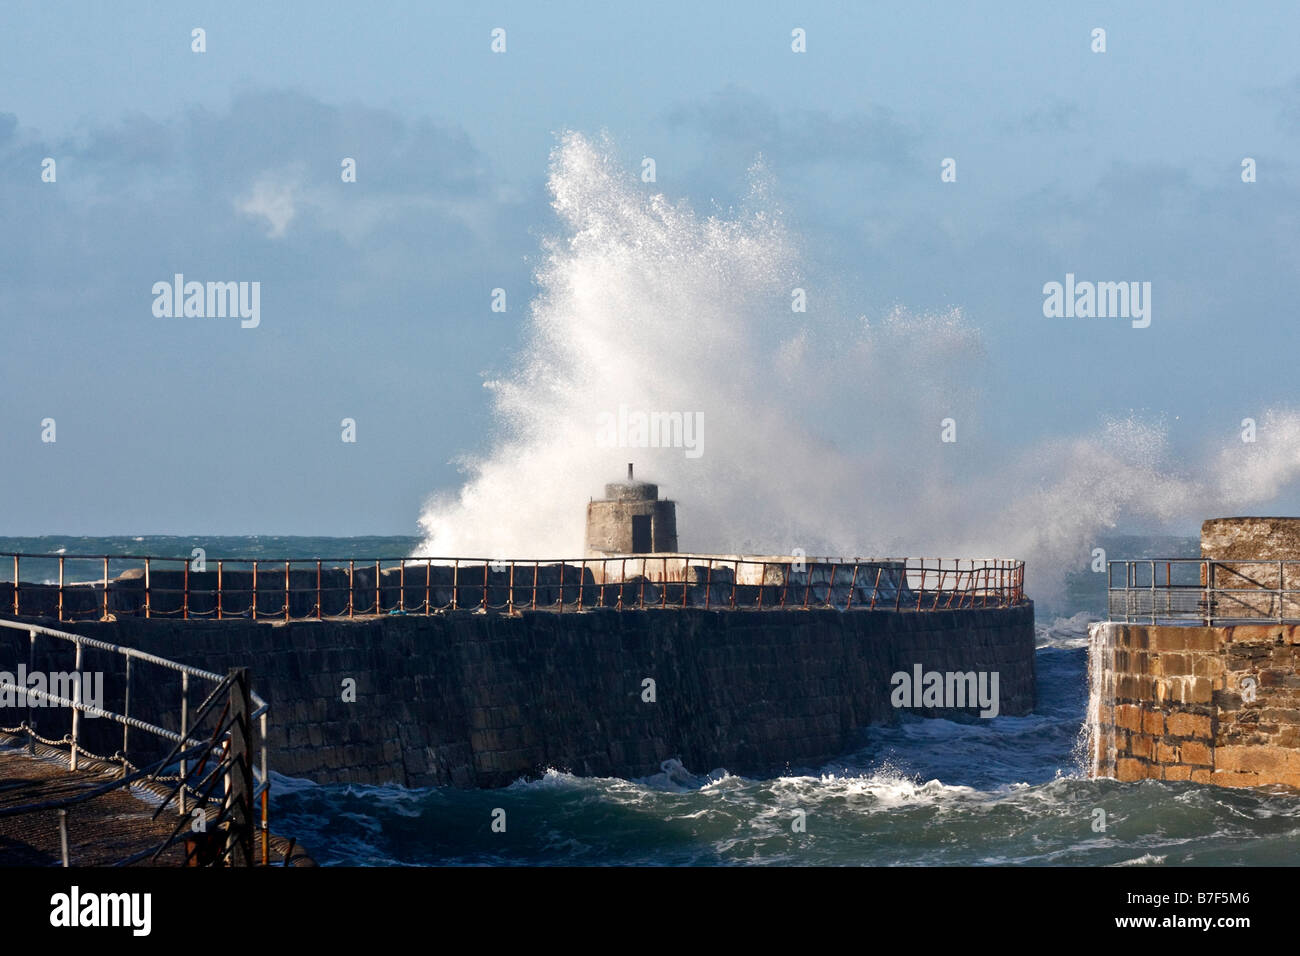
1109 557 1300 563
0 617 267 713
0 616 271 865
1106 557 1300 625
0 549 1023 566
1 552 1027 621
0 552 191 561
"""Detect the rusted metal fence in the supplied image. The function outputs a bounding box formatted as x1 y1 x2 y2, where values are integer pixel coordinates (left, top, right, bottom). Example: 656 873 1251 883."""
0 552 1026 622
1108 558 1300 624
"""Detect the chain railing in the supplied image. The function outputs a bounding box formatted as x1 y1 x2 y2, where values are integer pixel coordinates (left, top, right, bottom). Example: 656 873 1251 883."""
0 617 271 865
1107 558 1300 624
0 552 1026 621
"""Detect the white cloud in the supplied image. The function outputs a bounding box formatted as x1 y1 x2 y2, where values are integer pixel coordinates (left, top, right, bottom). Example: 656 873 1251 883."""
236 171 301 238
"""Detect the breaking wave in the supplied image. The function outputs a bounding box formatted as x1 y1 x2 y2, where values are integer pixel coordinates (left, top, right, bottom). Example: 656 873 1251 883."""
416 132 1300 605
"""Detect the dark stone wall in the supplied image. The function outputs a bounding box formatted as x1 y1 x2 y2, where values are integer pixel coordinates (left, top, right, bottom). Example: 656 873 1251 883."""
1 604 1035 788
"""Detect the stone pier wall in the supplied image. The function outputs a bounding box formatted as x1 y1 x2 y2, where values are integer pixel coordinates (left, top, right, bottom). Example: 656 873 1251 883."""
2 604 1035 788
1090 621 1300 786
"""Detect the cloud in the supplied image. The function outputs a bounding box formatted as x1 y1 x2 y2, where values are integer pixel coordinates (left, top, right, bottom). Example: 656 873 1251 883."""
1269 74 1300 131
237 168 302 237
0 89 519 290
999 99 1081 136
665 86 918 171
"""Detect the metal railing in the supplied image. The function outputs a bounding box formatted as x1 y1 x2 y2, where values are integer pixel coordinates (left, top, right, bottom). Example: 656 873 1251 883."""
0 552 1027 621
1107 558 1300 624
0 617 271 865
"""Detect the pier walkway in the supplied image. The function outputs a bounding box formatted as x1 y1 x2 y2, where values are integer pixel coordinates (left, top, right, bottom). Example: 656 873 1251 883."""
0 619 311 866
0 739 312 865
0 738 187 865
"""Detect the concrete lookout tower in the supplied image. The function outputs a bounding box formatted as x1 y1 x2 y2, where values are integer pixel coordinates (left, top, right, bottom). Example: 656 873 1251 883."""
585 463 678 556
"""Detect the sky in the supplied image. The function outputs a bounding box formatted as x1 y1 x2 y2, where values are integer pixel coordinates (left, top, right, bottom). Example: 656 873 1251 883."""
2 1 1300 539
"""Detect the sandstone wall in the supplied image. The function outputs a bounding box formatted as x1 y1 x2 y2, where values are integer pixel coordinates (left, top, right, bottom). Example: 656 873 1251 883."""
1090 621 1300 786
1199 518 1300 619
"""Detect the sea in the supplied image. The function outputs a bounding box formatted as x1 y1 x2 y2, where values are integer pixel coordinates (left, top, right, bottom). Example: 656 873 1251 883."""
4 532 1298 867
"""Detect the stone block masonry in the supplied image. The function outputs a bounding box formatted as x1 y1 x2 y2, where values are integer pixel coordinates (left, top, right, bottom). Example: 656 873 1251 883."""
1090 621 1300 787
2 604 1035 789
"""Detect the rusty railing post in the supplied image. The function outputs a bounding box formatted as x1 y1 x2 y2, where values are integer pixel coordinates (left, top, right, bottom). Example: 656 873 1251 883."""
104 556 110 620
225 667 255 867
260 709 270 866
179 671 188 816
1208 560 1215 625
69 640 82 771
1149 559 1155 624
26 628 37 754
121 655 131 777
58 555 65 622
